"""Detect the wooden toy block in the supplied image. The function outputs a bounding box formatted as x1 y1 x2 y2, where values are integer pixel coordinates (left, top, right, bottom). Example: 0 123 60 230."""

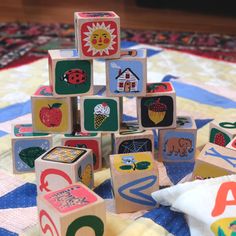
37 183 106 236
137 82 176 129
209 120 236 147
192 143 236 180
226 137 236 151
62 132 102 171
110 152 159 213
48 49 93 97
31 86 78 134
35 146 94 195
158 116 197 162
112 124 154 155
80 96 120 133
106 49 147 97
11 124 52 174
74 11 120 59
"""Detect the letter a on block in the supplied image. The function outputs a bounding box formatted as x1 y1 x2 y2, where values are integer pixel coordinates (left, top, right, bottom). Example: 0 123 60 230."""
211 182 236 217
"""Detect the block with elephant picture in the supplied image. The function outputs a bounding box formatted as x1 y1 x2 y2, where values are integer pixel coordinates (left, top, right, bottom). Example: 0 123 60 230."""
158 116 197 162
209 120 236 147
137 82 176 129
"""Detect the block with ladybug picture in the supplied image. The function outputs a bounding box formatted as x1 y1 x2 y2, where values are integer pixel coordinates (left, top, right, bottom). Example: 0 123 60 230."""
106 49 147 97
35 146 94 195
31 86 78 134
137 82 176 129
80 96 120 133
61 131 102 171
209 120 236 147
48 49 93 97
74 11 120 59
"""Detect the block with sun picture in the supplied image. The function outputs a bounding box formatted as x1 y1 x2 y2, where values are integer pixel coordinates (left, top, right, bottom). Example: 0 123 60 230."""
31 87 78 134
61 132 102 171
35 146 94 195
137 82 176 129
209 120 236 147
48 49 93 97
106 49 147 97
74 11 120 59
80 96 120 133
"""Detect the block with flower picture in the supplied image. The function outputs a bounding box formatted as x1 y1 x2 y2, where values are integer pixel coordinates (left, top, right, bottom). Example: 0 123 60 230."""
110 152 159 213
137 82 176 129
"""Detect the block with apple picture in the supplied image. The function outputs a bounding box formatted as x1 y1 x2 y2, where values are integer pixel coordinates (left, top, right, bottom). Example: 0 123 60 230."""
31 90 78 134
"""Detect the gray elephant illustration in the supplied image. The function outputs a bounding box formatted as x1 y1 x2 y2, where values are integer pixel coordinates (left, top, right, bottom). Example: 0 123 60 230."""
164 137 193 157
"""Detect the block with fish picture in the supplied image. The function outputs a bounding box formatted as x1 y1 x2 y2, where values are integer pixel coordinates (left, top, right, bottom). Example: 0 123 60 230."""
106 49 147 97
61 132 102 171
31 90 78 134
74 11 120 59
48 49 93 97
11 124 52 174
35 146 94 195
80 96 120 132
137 82 176 129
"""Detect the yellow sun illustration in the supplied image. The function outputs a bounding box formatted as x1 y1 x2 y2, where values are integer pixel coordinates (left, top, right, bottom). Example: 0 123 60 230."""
83 22 116 56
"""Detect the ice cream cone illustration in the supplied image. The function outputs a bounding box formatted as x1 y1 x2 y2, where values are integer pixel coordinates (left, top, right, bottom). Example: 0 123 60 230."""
93 103 110 129
146 98 167 124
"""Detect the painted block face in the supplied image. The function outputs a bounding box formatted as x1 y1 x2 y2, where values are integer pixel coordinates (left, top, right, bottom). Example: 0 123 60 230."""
106 49 147 97
158 116 197 162
11 124 52 174
62 132 102 171
80 96 120 132
192 143 236 180
35 146 94 195
48 49 93 97
209 120 236 147
110 152 159 213
74 11 120 59
37 183 106 236
226 137 236 151
31 95 77 134
137 82 176 129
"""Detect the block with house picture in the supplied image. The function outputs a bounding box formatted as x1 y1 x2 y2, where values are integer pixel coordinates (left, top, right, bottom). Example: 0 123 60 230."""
106 49 147 97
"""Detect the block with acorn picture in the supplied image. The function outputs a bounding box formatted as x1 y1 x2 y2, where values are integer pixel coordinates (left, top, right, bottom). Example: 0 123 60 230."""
106 49 147 97
74 11 120 59
80 96 120 133
62 131 102 171
226 137 236 151
112 123 154 155
11 124 52 174
158 116 197 162
37 183 106 236
35 146 94 195
209 120 236 147
31 87 78 134
192 143 236 180
48 49 93 97
137 82 176 129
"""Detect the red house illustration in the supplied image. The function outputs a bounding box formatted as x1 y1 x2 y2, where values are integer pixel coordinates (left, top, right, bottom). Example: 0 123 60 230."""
115 68 139 92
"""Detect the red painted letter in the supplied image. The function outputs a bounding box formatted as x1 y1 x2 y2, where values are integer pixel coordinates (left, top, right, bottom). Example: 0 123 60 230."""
211 182 236 217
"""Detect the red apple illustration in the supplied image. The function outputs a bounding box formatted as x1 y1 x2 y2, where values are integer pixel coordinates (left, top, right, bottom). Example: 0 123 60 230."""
39 103 62 127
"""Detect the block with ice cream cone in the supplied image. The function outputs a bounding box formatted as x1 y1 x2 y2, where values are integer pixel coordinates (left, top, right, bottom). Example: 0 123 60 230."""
80 96 120 132
137 82 176 129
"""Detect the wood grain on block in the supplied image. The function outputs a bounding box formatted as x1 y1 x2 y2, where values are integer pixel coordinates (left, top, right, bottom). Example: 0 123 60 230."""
48 49 93 97
35 146 94 195
37 183 106 236
158 116 197 162
106 49 147 97
110 152 159 213
11 124 52 174
74 11 120 59
137 82 176 130
193 143 236 180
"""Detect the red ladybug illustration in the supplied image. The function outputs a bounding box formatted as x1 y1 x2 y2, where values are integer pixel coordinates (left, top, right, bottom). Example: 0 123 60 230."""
61 69 87 85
